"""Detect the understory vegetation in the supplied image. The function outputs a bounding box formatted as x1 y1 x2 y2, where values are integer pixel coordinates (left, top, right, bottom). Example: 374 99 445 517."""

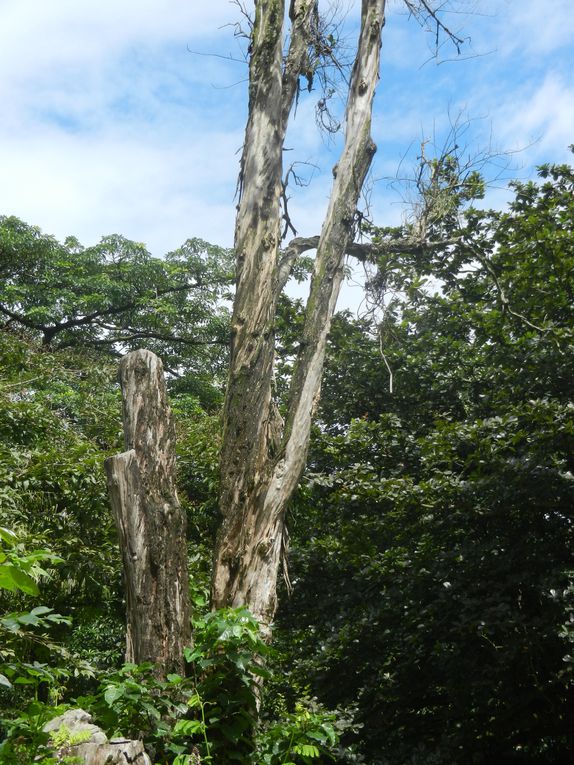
1 158 573 763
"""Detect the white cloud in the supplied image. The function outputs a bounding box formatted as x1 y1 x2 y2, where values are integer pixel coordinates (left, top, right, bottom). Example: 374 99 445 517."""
494 73 574 163
0 1 245 127
0 122 242 252
0 0 572 264
501 0 574 56
0 2 245 251
0 0 234 71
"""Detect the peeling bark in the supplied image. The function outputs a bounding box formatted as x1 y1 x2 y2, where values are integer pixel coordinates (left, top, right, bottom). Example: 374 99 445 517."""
105 349 191 677
213 1 386 632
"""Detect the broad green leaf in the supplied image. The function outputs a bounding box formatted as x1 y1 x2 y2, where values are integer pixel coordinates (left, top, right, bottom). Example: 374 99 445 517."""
320 723 336 745
173 719 205 735
104 685 124 706
187 692 203 709
0 564 39 595
0 527 17 546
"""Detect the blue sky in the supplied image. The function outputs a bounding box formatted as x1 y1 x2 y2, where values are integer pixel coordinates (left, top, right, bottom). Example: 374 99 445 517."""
1 0 573 264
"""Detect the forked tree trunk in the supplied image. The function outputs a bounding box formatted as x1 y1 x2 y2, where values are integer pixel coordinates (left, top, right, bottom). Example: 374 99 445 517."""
213 0 386 632
105 349 191 677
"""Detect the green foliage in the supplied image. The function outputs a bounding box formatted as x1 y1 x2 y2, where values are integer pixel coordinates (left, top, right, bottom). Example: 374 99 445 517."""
287 402 574 761
71 608 342 765
77 662 198 762
3 157 573 764
184 607 270 765
256 700 339 765
174 394 222 548
278 160 574 764
0 528 73 693
0 532 96 764
0 217 233 406
0 526 62 597
46 724 92 764
0 332 123 731
50 723 91 748
71 609 266 764
66 613 125 673
0 332 123 659
0 702 71 764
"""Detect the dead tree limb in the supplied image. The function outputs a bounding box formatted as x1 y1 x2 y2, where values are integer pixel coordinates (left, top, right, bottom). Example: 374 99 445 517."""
212 0 387 635
105 349 191 677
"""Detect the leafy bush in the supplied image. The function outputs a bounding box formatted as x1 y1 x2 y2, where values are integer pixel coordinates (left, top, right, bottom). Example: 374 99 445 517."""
0 701 72 764
0 527 71 693
256 699 339 765
0 529 94 763
71 607 342 765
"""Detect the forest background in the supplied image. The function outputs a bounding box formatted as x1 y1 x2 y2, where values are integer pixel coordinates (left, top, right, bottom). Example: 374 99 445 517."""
1 1 574 764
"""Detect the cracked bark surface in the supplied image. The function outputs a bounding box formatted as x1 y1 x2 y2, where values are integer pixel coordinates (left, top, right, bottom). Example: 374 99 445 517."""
105 349 191 677
213 0 387 633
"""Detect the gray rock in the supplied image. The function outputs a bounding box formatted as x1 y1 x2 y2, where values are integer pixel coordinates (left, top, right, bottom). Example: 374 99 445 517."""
43 708 151 765
44 708 108 746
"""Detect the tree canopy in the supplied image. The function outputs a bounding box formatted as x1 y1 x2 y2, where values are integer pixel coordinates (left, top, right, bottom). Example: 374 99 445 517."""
0 216 233 405
275 158 574 764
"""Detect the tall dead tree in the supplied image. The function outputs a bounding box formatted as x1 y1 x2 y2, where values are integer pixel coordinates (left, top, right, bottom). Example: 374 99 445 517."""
212 0 387 631
105 349 191 677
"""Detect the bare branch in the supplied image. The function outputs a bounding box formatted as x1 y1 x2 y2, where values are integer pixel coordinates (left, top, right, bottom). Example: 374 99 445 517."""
384 112 521 242
0 303 45 334
225 0 254 43
285 1 353 135
279 0 387 484
213 1 387 631
378 325 394 394
0 281 202 346
278 232 462 276
59 330 228 350
280 161 319 240
402 0 466 54
282 1 320 127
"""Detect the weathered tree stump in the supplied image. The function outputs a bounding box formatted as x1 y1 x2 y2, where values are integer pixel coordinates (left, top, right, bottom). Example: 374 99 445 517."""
105 350 191 677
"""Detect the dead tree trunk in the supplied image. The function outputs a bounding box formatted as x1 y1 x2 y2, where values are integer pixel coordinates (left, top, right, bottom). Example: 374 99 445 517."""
212 0 386 632
105 349 191 677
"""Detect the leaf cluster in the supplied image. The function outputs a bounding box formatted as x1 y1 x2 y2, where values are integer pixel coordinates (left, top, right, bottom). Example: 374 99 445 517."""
0 217 233 403
276 160 574 763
